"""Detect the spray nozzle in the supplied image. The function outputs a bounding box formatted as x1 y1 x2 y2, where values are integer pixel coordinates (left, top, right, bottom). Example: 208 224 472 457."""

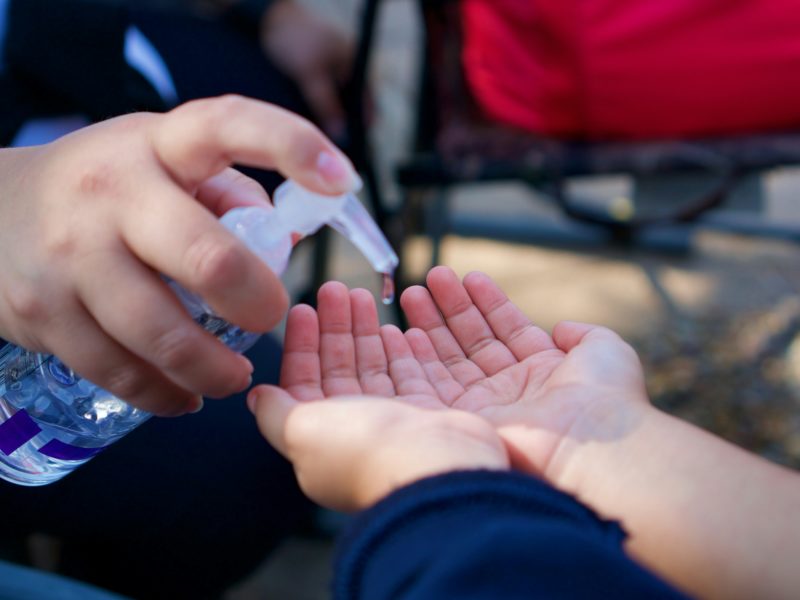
272 180 399 301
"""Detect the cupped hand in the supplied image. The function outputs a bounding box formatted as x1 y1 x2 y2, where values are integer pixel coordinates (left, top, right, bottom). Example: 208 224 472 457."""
399 267 651 484
248 280 509 510
266 267 650 488
0 95 360 416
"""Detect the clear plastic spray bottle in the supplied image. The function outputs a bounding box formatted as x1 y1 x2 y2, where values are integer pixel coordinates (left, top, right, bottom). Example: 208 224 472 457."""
0 180 398 486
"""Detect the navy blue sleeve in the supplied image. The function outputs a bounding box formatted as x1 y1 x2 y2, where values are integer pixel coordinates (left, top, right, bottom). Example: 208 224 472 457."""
334 470 692 600
6 0 127 109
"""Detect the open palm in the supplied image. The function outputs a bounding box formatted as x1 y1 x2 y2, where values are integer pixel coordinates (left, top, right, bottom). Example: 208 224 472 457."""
280 266 649 477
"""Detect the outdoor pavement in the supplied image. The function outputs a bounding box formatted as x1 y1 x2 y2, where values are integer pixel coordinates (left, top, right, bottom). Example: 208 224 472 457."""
226 1 800 598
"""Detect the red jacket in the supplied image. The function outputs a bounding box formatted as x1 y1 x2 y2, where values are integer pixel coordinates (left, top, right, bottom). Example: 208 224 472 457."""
462 0 800 139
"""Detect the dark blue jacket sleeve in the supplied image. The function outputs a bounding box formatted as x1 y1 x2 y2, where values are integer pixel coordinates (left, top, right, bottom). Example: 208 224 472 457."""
334 470 692 599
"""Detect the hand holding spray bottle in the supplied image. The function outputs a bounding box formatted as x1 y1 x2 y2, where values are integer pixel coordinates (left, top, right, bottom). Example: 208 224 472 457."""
0 180 398 485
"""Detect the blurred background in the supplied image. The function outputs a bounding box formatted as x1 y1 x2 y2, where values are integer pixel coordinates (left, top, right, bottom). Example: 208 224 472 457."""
5 0 800 597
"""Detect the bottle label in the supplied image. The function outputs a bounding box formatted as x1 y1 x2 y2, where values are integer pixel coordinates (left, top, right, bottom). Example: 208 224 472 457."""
0 408 106 461
0 409 41 456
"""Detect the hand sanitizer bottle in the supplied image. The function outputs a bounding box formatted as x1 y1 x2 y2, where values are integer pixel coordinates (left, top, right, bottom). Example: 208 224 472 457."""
0 180 398 486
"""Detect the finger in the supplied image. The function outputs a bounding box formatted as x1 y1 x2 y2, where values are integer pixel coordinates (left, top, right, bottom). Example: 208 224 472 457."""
400 284 486 389
552 321 629 354
551 321 607 352
404 328 464 406
119 175 288 333
318 281 362 396
152 95 360 195
195 167 272 216
461 271 557 359
75 247 254 399
44 300 201 417
425 266 518 375
298 73 347 139
380 325 438 400
350 288 394 396
281 304 324 401
551 321 644 389
248 384 298 456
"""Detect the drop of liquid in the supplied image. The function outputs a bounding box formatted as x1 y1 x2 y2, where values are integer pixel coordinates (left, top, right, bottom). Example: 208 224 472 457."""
381 272 395 305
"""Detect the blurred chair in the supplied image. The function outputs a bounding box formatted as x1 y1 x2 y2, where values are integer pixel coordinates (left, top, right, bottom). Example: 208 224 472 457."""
343 0 800 293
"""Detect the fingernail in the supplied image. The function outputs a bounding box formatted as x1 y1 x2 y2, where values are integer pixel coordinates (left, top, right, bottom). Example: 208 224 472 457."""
190 397 204 414
316 150 362 192
240 357 254 374
246 390 258 414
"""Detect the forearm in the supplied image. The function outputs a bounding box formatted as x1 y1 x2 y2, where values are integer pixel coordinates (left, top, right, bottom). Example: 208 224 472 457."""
558 405 800 599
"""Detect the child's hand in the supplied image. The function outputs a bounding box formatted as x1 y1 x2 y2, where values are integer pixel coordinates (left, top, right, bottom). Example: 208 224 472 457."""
248 389 508 511
259 267 651 491
399 266 652 485
247 279 509 509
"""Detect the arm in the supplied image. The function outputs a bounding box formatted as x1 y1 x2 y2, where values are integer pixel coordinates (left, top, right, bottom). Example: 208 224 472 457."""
247 282 684 598
396 266 800 600
556 404 800 600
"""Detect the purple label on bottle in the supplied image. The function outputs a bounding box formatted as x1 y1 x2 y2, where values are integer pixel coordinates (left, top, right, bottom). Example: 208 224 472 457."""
39 439 106 461
0 410 108 460
0 410 42 455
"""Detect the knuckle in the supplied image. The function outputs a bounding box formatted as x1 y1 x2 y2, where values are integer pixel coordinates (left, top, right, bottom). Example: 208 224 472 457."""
184 233 247 291
73 161 117 198
112 112 156 133
287 121 326 168
42 224 80 259
150 327 198 373
231 171 266 196
4 284 49 323
101 363 149 402
196 94 248 133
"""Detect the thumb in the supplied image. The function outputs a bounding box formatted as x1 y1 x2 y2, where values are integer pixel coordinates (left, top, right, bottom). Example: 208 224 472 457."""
552 321 628 354
195 167 273 216
152 95 361 195
551 321 606 352
247 384 298 456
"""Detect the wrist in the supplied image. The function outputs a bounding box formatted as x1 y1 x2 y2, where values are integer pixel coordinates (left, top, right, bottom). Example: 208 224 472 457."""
544 396 658 499
355 421 511 510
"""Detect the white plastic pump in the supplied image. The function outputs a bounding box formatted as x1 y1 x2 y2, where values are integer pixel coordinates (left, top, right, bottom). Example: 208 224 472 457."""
221 179 399 288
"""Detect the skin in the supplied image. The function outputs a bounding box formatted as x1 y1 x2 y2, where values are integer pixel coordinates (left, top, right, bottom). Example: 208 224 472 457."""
250 266 800 600
259 0 353 139
0 95 359 416
190 0 353 138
